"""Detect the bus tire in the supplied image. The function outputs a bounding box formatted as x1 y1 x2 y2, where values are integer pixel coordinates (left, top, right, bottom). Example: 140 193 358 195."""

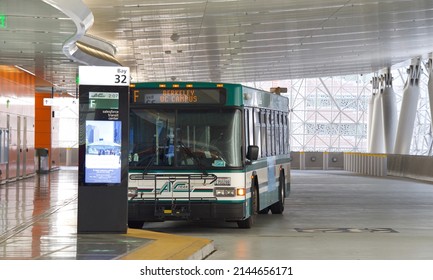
270 174 285 214
237 185 258 228
128 221 145 229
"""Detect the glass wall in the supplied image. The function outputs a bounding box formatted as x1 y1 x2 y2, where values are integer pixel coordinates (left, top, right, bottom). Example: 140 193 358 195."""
244 67 432 155
244 75 371 152
0 128 9 163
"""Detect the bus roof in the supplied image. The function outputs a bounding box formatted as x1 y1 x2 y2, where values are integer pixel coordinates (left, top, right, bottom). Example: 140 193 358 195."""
241 85 289 112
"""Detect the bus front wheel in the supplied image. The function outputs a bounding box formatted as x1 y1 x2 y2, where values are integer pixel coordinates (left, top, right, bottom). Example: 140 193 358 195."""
128 221 145 229
270 174 285 214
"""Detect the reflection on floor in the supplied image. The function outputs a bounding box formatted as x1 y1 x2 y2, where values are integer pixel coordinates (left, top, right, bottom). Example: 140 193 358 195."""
0 168 149 260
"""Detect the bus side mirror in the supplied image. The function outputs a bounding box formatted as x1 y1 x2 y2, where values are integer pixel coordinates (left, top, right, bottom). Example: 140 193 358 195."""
246 145 259 161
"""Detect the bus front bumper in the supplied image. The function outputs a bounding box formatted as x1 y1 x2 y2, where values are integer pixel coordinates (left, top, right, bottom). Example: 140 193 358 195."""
128 200 248 222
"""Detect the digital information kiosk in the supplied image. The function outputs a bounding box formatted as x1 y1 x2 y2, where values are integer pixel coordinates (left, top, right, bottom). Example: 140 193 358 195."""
77 66 130 233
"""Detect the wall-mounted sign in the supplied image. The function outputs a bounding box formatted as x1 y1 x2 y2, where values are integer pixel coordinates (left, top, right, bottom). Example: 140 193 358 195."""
79 66 130 86
43 98 78 106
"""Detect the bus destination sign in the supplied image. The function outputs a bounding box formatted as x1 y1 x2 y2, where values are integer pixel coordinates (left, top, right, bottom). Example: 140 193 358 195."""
132 88 226 105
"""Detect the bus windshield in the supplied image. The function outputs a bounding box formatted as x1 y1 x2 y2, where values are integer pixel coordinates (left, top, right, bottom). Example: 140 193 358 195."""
129 108 242 169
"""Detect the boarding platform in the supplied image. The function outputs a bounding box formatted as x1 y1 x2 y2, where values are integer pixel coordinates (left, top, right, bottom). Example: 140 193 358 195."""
0 168 214 260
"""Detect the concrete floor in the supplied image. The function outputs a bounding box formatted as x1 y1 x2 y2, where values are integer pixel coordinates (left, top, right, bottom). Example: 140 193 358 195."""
0 168 213 260
142 170 433 260
210 170 433 259
1 168 433 260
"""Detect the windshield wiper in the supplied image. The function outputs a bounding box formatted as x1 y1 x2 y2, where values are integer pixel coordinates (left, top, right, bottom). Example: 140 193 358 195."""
177 140 208 175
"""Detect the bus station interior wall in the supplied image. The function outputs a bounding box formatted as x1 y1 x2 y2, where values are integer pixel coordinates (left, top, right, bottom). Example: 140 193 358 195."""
291 151 344 170
387 154 433 183
34 93 51 151
0 65 36 180
291 151 433 183
303 152 325 170
34 92 61 171
0 65 62 183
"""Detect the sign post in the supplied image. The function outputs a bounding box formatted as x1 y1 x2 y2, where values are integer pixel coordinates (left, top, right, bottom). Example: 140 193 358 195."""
77 66 129 233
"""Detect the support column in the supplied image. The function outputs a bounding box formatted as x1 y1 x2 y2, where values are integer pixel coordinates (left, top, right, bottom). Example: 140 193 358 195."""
299 151 305 170
368 76 379 152
370 76 385 153
323 152 329 170
381 69 398 154
394 58 421 155
427 56 433 156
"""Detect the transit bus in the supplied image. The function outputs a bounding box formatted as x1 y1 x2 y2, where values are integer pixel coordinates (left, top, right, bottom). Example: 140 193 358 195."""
127 82 291 228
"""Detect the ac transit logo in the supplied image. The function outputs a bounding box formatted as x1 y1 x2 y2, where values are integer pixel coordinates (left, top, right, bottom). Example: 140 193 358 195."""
159 181 189 193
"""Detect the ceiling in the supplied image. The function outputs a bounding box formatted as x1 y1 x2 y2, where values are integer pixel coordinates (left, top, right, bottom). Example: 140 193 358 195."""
2 0 433 95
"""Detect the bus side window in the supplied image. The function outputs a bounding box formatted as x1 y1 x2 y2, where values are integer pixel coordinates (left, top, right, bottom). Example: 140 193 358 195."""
269 110 275 156
283 113 289 154
245 108 255 156
260 109 267 157
275 112 282 155
254 108 261 158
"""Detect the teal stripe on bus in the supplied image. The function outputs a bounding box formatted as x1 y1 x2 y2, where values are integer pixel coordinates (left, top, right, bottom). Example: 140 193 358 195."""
129 169 246 174
137 189 213 193
134 199 245 204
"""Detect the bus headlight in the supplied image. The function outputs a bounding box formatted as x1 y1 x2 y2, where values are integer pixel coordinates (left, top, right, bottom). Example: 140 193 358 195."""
128 187 138 199
236 188 246 196
214 187 236 197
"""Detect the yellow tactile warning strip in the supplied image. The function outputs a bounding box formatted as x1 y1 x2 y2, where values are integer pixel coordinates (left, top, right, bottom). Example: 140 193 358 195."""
118 228 215 260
